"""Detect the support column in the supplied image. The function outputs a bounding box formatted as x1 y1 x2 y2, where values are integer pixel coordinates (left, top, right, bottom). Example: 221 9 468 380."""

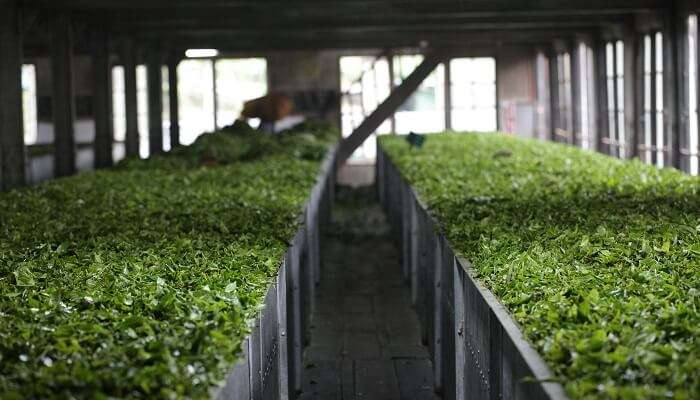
50 12 76 177
92 26 113 168
665 8 683 169
633 33 646 160
570 40 583 147
548 49 560 142
650 34 658 166
388 53 396 133
147 49 163 156
595 39 610 155
0 1 27 189
123 38 139 157
337 50 447 163
444 59 452 131
168 60 180 148
624 26 640 160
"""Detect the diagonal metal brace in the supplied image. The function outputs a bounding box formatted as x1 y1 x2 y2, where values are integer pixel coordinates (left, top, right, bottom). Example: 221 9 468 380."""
337 50 448 164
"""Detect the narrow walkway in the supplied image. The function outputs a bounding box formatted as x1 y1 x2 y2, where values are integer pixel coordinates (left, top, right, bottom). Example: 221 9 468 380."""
299 187 440 400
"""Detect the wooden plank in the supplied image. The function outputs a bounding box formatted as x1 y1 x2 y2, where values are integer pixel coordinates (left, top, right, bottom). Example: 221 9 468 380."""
0 2 27 189
147 48 163 155
168 60 180 148
337 51 445 163
123 37 140 157
50 12 77 177
92 26 114 168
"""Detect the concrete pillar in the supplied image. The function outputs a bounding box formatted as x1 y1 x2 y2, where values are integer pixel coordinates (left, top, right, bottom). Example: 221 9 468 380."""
123 38 139 157
147 49 163 155
0 2 27 189
50 12 76 177
168 61 180 148
92 27 113 168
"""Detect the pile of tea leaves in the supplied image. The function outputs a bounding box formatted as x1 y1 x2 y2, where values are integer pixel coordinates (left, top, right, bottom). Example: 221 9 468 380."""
0 122 337 398
381 132 699 399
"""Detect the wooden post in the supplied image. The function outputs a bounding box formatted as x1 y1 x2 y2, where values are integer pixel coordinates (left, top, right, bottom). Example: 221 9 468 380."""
92 26 113 168
548 49 560 142
50 12 76 177
337 51 446 163
168 60 180 148
0 1 27 189
570 40 583 147
147 48 163 156
123 38 139 157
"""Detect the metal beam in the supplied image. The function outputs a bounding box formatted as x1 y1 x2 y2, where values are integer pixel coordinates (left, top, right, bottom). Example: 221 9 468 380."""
123 38 139 157
147 48 163 156
0 1 27 189
50 12 77 177
337 51 446 163
92 25 113 168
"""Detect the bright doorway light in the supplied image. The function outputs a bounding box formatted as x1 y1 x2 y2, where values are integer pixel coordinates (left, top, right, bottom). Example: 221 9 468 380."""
185 49 219 58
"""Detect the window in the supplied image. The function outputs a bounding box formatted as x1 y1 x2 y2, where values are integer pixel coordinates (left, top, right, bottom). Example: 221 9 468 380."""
642 33 665 167
21 64 38 145
556 52 573 141
136 65 149 158
177 58 267 146
215 58 267 128
111 66 126 162
449 57 497 132
22 64 39 144
604 41 626 157
161 66 171 152
340 55 391 161
577 43 597 150
688 15 700 175
393 54 445 134
178 60 215 145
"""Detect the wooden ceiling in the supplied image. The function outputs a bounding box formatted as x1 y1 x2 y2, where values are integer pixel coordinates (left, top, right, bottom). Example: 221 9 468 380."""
17 0 685 55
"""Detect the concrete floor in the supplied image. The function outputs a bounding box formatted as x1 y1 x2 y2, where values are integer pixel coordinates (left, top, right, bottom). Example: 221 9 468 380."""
298 186 440 400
